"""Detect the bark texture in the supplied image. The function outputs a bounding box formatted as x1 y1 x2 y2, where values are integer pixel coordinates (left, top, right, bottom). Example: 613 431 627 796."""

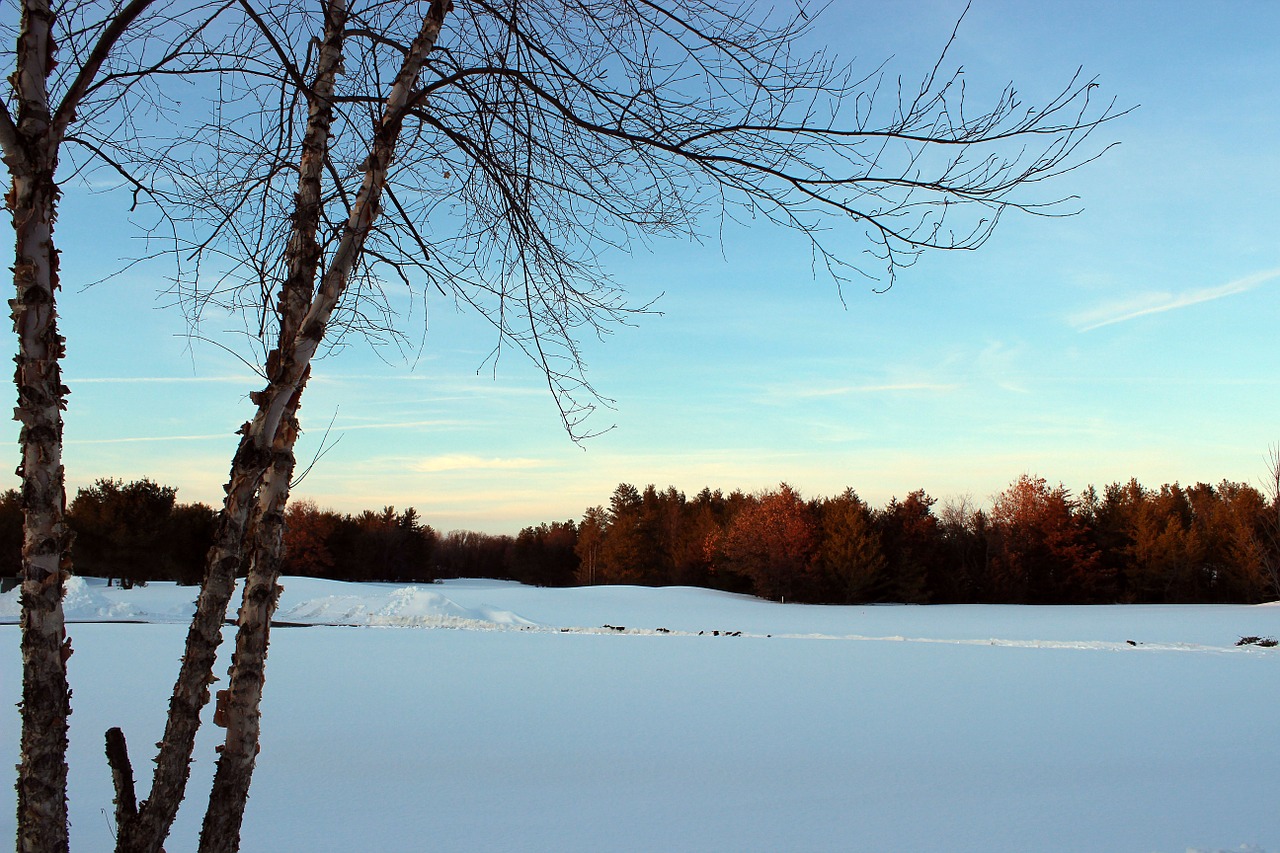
196 10 345 847
11 153 72 853
112 447 266 853
196 425 297 853
6 4 71 850
1 2 160 845
198 5 453 848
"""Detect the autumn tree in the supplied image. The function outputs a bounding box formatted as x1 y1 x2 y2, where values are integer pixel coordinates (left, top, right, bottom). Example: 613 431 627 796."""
598 483 660 583
67 478 217 586
508 520 578 586
989 474 1100 603
1184 481 1269 602
876 490 942 603
719 484 818 601
338 506 436 582
674 488 729 588
1084 479 1146 600
280 498 339 578
574 506 607 585
69 478 171 581
1119 483 1203 602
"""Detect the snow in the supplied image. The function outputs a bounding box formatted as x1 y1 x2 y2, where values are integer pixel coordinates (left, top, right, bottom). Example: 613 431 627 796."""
2 577 1279 852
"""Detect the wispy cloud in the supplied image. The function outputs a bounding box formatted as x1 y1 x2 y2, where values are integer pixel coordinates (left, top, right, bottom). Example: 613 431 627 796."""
70 433 230 445
410 454 545 473
976 340 1030 394
776 382 958 400
328 419 468 432
73 376 258 384
1070 267 1280 332
66 419 470 448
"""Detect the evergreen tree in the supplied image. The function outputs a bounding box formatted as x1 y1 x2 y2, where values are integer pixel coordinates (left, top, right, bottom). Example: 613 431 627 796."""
817 489 887 603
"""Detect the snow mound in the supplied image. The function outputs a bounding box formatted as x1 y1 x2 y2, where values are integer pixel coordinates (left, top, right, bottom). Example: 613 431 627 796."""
0 577 536 629
60 576 139 620
279 584 537 629
0 576 142 622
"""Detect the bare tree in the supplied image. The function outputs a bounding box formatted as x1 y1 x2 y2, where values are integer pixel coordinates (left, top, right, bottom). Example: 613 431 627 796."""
97 1 1125 850
0 1 231 849
108 3 456 851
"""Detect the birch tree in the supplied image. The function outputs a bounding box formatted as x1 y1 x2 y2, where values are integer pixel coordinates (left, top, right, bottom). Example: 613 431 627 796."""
0 2 227 849
108 3 457 851
92 0 1124 850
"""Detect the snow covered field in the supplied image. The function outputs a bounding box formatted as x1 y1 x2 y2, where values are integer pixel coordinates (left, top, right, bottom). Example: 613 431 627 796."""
3 577 1279 852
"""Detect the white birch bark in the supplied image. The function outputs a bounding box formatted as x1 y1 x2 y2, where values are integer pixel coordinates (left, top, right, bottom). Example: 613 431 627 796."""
196 2 346 847
1 2 156 849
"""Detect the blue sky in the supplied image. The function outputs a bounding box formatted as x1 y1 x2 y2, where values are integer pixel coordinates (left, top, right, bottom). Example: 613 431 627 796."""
32 0 1280 533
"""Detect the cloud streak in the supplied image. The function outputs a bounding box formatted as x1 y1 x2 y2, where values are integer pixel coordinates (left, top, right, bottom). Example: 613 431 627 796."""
70 433 230 445
410 454 545 473
73 376 259 384
775 382 959 400
1071 267 1280 332
329 419 468 432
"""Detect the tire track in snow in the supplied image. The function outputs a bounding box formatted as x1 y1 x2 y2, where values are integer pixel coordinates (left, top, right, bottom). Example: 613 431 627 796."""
365 617 1271 656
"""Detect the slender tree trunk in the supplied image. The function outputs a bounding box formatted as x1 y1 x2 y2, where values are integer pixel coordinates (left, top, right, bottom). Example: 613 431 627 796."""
112 443 268 853
12 167 72 853
197 424 297 852
1 2 162 846
117 3 453 851
196 1 345 844
198 5 453 848
7 2 70 849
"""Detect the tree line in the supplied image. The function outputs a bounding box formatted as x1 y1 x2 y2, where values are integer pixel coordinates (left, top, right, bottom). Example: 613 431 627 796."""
566 477 1280 605
32 472 1279 606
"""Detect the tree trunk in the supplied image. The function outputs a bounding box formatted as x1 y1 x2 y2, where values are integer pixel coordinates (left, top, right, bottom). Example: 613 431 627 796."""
12 170 72 853
197 1 345 843
119 3 453 851
112 431 270 853
197 423 297 853
197 5 452 848
2 2 163 846
7 3 71 849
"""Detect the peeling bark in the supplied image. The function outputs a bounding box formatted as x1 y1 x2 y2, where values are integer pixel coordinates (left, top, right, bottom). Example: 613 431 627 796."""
195 2 346 845
11 177 72 853
196 423 297 853
8 2 72 849
112 444 266 853
2 1 163 846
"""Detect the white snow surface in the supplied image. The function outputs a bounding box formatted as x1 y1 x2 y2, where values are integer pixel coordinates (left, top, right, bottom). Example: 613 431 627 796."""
3 576 1279 852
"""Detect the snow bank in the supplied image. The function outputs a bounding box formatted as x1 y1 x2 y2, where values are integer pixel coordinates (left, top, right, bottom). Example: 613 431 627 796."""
279 582 536 629
7 576 1280 653
0 576 537 630
0 575 200 623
